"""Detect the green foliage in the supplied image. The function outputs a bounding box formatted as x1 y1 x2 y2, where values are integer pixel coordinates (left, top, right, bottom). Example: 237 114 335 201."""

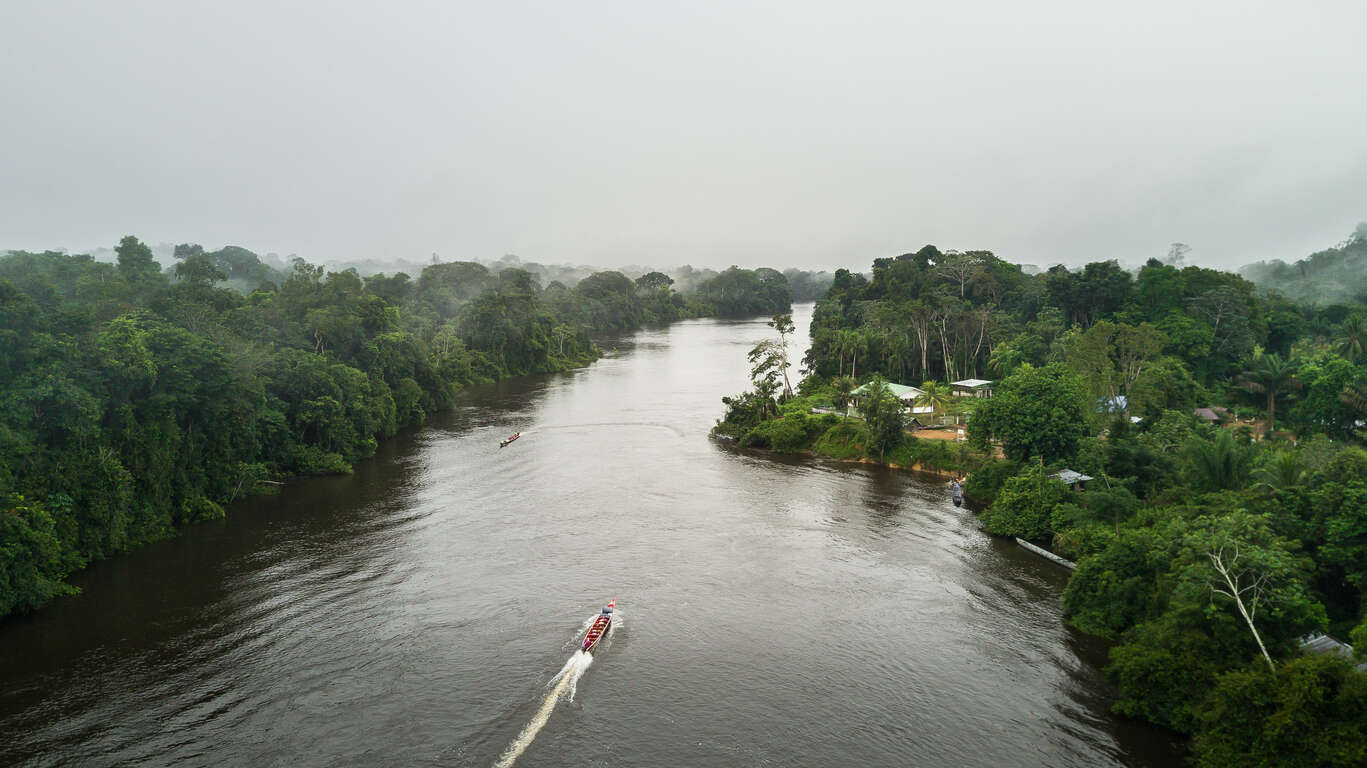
751 228 1367 760
811 420 873 459
1352 615 1367 660
857 377 907 460
1238 352 1301 434
115 235 164 284
1336 313 1367 363
1172 511 1327 652
691 266 791 317
1320 482 1367 592
969 363 1090 463
829 375 856 417
1192 655 1367 767
1108 607 1240 733
716 391 774 437
979 464 1072 540
1289 354 1363 440
730 231 1367 761
963 459 1023 504
1183 430 1254 492
742 412 830 453
885 437 981 473
3 239 793 620
1063 320 1165 425
1064 528 1167 637
0 494 80 615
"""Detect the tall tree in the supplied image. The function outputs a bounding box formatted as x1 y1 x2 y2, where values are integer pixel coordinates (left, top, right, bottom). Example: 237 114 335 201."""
914 380 953 425
830 375 856 421
969 363 1089 463
935 250 983 298
1238 353 1300 435
1065 320 1164 419
858 377 905 461
115 235 162 283
767 313 796 398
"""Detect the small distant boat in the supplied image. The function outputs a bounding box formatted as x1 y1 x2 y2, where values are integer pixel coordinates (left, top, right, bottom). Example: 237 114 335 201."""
951 478 964 507
500 432 520 448
581 599 614 654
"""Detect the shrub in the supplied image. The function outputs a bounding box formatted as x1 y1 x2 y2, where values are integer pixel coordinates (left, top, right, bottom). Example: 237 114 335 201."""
742 413 826 453
964 459 1023 505
979 466 1072 540
812 421 871 459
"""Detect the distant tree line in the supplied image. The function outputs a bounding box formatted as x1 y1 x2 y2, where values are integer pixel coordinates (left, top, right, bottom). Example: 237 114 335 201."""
0 238 796 619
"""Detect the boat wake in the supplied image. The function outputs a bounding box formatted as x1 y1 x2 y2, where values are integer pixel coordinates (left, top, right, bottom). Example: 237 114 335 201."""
493 613 618 768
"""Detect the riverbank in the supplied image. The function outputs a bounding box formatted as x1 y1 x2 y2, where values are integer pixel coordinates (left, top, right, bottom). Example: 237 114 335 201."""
712 388 987 479
713 431 972 482
0 306 1187 767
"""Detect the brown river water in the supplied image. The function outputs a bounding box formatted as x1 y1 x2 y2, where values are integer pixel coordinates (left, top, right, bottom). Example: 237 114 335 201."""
0 304 1185 767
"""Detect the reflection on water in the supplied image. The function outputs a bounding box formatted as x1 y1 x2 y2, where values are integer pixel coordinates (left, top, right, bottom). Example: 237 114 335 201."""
0 304 1184 767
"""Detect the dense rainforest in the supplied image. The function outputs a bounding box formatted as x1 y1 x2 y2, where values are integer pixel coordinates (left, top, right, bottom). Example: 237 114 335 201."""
0 237 801 620
718 232 1367 766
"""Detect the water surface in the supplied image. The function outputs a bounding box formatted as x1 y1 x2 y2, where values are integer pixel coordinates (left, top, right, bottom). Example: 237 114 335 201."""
0 304 1184 766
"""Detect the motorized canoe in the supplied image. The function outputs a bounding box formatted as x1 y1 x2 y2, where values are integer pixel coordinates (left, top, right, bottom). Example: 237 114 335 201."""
581 599 614 653
500 432 520 448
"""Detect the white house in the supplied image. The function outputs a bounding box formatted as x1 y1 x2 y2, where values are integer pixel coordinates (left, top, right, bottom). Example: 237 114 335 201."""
849 382 935 416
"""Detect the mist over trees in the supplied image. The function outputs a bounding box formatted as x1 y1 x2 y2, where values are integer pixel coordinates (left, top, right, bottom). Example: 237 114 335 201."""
1242 224 1367 306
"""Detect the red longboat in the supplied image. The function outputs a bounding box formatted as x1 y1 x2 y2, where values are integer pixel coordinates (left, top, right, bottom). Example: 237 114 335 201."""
500 432 520 448
581 599 614 654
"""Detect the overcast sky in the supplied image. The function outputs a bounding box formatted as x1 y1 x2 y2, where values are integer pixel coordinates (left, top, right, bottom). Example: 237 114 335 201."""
3 0 1365 271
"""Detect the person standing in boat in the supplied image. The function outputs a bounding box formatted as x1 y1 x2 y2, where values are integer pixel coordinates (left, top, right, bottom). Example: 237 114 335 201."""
950 477 964 507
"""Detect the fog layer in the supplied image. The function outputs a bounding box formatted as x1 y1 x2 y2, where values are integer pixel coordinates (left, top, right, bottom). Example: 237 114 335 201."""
3 0 1365 269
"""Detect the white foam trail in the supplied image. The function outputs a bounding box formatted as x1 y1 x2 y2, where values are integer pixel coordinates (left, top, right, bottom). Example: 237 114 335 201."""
493 651 594 768
555 645 593 699
494 610 621 767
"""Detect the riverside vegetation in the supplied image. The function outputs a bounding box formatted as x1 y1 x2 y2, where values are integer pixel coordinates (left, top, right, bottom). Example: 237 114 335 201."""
0 237 815 619
717 234 1367 767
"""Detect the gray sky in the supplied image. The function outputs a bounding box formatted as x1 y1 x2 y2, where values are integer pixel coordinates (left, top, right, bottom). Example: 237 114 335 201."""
3 0 1365 271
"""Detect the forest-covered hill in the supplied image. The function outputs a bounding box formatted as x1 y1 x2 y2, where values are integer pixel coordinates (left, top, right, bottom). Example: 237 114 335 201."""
1242 224 1367 305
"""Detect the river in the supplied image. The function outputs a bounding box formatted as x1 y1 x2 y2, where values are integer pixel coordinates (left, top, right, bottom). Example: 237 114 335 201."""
0 303 1184 767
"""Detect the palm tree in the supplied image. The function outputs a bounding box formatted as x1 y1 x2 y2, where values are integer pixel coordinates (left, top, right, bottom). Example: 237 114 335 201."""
987 342 1020 378
885 332 911 382
1238 353 1300 436
1251 450 1304 493
831 375 856 421
1184 430 1253 491
1338 314 1367 364
849 331 869 380
834 329 856 378
1340 380 1367 439
915 381 954 426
